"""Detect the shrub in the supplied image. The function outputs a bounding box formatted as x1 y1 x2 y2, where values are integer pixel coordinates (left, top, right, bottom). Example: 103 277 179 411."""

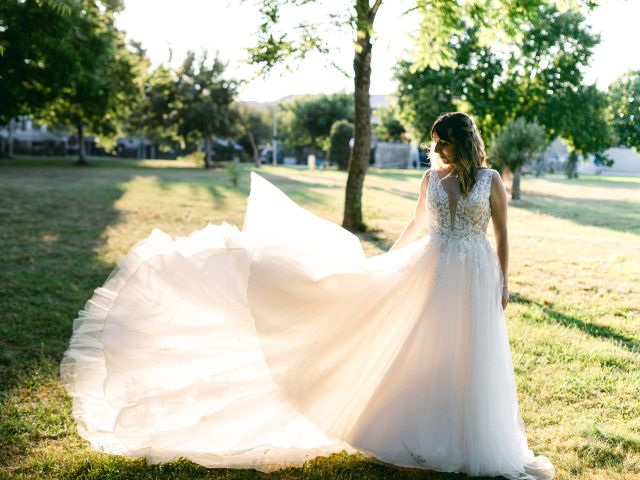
328 120 353 170
225 161 242 187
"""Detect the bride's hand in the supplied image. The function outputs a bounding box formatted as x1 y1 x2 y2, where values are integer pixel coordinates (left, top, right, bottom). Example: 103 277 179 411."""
501 285 509 310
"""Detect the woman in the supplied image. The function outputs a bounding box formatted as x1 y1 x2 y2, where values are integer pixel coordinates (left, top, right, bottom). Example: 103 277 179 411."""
61 112 554 479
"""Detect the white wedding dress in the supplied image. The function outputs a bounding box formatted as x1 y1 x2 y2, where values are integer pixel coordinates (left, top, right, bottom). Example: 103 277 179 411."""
61 169 554 479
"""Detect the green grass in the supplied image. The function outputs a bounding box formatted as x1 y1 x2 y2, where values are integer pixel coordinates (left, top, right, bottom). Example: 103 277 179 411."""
0 156 639 479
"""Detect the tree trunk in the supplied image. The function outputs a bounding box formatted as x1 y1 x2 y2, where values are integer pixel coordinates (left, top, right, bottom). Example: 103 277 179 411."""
7 118 15 158
76 124 88 165
204 137 212 168
511 165 522 200
247 130 260 167
342 0 379 232
565 151 579 179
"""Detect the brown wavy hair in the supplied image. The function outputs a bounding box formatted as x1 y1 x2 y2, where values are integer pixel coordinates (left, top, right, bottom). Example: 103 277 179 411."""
430 112 488 196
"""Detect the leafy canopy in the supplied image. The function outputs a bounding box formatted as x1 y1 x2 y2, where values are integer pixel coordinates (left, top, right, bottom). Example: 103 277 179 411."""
328 119 354 170
489 117 546 171
279 92 353 150
174 51 239 146
396 2 609 155
609 70 640 150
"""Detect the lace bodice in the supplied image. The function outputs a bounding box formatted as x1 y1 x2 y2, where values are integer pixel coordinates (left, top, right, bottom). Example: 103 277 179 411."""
427 168 494 240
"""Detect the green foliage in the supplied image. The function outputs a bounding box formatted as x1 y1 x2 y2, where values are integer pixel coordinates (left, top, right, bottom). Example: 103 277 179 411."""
127 57 179 151
410 0 600 68
31 1 139 163
609 70 640 150
373 104 406 143
248 0 383 232
127 49 242 165
396 57 457 145
560 84 613 156
247 0 331 75
0 0 135 139
174 51 239 167
225 161 244 187
279 93 353 150
237 104 272 162
565 151 580 179
490 118 546 172
594 151 614 168
328 120 353 170
177 150 205 167
409 0 466 71
0 0 77 122
397 3 608 155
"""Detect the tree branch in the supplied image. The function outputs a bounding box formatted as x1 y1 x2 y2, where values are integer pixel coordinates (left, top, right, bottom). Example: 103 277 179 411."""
369 0 383 21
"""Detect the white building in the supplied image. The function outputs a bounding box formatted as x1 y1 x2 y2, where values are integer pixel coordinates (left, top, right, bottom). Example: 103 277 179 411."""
581 147 640 176
536 137 640 177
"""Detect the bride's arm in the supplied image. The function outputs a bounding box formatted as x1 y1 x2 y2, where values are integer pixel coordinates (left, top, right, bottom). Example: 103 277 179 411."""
489 170 509 309
390 170 430 251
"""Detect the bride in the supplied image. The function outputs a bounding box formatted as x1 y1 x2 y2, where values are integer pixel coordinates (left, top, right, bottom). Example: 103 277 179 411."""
61 112 555 479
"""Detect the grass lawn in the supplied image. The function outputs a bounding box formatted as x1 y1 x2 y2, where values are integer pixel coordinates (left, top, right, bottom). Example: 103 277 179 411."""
0 157 638 479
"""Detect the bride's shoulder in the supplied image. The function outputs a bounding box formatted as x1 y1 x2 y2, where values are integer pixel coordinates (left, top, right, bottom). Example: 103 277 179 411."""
478 167 501 180
418 168 433 193
480 168 506 196
423 168 436 182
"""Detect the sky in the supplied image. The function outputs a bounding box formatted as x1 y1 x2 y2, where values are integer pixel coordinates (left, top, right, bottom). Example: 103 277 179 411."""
115 0 640 103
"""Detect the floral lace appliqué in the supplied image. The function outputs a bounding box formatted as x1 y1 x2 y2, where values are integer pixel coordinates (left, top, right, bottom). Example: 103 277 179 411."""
426 169 496 277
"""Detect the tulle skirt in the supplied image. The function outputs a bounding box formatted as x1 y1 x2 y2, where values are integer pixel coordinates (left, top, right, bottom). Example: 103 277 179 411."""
61 173 554 478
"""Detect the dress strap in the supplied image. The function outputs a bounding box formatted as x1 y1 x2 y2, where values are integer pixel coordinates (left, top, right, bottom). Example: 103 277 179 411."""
427 168 437 196
479 169 493 199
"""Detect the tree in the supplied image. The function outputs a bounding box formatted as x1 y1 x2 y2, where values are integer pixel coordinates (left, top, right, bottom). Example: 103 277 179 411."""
561 84 613 178
249 0 382 231
39 0 140 165
397 3 605 155
0 0 76 124
237 104 272 166
127 56 179 159
328 120 354 170
609 70 640 150
0 0 139 162
279 93 353 153
174 51 239 168
490 118 546 200
250 0 600 231
374 104 406 143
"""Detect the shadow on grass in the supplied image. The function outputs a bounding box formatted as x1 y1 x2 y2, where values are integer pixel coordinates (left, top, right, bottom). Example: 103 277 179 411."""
12 451 496 480
0 160 239 472
367 169 426 182
151 175 230 210
0 155 199 171
0 164 133 466
532 174 640 190
255 171 338 207
511 294 640 354
577 426 640 469
0 159 512 479
367 185 418 202
356 229 395 252
513 192 640 236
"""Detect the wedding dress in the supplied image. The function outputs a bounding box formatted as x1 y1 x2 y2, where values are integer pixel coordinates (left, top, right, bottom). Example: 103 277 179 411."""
61 169 555 479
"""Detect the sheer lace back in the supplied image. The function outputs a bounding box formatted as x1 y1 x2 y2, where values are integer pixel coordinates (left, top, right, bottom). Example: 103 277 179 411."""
427 168 494 239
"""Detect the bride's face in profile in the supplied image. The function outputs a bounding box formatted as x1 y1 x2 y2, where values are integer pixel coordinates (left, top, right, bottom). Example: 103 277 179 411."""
432 133 456 167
